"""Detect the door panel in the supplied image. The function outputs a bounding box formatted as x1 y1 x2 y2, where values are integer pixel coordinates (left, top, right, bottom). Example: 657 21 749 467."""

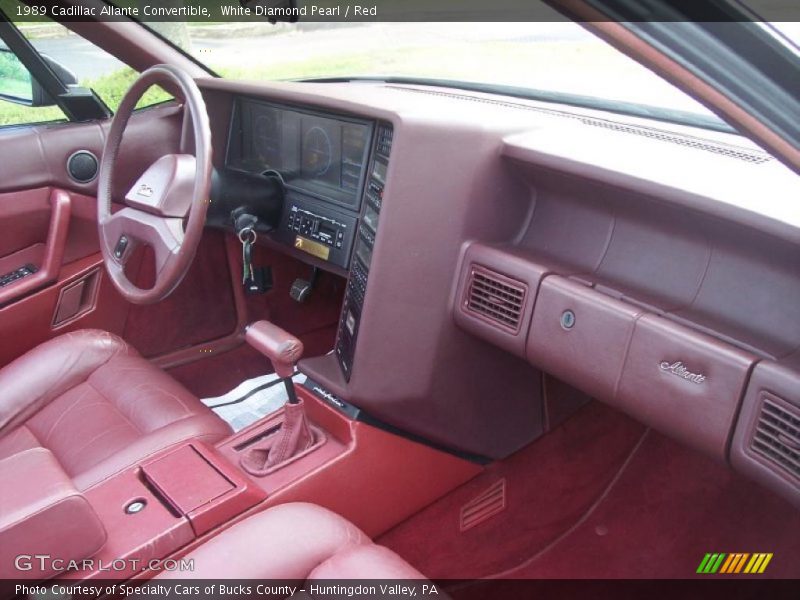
0 253 129 367
0 186 128 365
0 104 183 196
0 188 70 307
0 188 50 258
0 188 114 288
0 104 191 366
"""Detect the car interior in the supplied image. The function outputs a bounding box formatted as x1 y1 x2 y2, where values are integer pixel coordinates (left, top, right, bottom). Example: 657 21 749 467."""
0 0 799 593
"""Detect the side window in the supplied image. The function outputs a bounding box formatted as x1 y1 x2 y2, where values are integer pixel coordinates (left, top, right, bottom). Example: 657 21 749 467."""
0 9 171 127
0 38 68 126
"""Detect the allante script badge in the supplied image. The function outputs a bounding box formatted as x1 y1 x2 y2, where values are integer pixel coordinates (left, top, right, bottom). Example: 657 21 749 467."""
660 361 707 384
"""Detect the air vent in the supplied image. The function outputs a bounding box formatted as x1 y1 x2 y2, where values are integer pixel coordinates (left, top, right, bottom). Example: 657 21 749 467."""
752 394 800 481
376 125 393 158
464 265 527 334
460 479 506 532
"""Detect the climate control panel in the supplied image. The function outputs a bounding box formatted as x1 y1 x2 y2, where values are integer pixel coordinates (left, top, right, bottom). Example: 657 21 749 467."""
336 123 393 380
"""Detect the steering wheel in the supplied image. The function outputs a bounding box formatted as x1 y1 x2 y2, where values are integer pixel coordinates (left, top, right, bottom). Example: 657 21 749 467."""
97 64 211 305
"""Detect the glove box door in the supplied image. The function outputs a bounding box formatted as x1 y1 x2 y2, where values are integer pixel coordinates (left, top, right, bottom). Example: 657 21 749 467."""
618 315 756 458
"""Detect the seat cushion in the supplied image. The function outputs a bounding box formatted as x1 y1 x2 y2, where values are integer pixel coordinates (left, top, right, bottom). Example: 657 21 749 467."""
157 503 427 580
0 329 231 490
0 448 107 580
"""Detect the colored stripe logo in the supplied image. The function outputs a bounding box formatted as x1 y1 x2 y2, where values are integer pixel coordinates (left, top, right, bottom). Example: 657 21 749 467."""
697 552 773 574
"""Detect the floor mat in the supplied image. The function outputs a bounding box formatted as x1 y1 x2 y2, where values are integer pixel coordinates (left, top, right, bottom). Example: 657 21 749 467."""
379 402 800 580
378 402 647 579
201 372 307 432
502 429 800 579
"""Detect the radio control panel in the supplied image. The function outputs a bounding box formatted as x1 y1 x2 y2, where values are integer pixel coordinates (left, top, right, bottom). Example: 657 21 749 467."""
275 194 358 269
287 206 348 249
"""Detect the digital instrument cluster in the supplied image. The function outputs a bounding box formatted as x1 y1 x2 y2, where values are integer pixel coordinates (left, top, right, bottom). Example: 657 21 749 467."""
226 98 373 209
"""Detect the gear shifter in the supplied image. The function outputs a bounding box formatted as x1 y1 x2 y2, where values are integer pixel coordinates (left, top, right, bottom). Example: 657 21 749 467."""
245 320 302 403
240 321 321 475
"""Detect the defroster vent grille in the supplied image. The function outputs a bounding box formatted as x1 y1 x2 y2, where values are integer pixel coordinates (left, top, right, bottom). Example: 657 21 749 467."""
391 87 772 164
464 265 527 334
752 394 800 481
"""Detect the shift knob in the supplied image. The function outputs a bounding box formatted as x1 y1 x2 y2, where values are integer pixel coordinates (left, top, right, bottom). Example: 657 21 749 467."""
245 320 303 378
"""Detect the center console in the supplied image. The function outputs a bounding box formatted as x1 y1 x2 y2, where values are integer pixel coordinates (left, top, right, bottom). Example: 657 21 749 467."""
46 380 475 584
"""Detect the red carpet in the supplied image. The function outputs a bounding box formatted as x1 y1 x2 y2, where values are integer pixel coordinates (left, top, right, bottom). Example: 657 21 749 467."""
124 230 238 357
167 240 344 398
168 342 273 397
379 402 800 580
379 402 646 579
504 430 800 579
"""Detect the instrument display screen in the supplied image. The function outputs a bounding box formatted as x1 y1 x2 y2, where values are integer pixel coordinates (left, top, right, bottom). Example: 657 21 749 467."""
227 98 373 209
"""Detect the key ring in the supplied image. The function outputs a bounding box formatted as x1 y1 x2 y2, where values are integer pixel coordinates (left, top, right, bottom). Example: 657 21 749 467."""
238 227 257 245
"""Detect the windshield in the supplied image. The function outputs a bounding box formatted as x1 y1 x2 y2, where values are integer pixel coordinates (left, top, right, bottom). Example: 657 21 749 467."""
175 20 729 128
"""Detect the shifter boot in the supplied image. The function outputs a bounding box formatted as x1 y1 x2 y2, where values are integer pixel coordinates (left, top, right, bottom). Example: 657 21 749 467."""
240 400 320 476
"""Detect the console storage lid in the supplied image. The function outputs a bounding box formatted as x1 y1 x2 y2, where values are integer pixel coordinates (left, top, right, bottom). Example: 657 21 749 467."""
141 443 266 536
0 448 106 579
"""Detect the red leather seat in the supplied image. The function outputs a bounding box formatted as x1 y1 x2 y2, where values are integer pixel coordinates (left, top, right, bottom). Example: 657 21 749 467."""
157 503 427 580
0 329 231 490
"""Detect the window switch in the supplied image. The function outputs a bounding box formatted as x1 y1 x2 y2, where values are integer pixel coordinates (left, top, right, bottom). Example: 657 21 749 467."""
0 264 38 287
114 235 129 259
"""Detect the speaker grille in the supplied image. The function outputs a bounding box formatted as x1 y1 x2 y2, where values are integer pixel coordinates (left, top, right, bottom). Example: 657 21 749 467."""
67 151 98 183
